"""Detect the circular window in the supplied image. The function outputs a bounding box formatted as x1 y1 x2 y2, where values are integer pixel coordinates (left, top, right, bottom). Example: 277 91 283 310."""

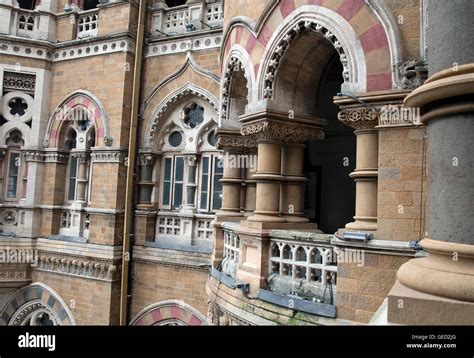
169 131 183 148
8 98 28 117
183 103 204 129
208 130 217 146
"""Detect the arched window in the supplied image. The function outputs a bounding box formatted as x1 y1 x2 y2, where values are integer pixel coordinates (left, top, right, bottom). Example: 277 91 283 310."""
146 94 220 248
58 107 94 238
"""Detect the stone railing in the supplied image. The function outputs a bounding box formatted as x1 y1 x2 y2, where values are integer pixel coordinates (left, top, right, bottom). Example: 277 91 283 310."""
221 224 240 279
77 9 99 39
59 208 89 239
267 231 337 304
151 1 223 37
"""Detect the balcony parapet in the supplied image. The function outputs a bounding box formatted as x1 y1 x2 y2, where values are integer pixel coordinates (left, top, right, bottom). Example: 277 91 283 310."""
150 1 223 38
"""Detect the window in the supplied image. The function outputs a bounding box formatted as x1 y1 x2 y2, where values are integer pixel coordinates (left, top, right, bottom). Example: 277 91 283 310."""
6 152 20 199
161 156 185 210
183 103 204 128
67 156 79 201
199 155 223 212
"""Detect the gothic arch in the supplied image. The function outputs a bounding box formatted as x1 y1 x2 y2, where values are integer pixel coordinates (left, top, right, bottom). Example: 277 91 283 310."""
221 0 401 95
0 124 31 147
1 283 76 326
129 300 207 326
258 6 367 99
220 45 255 125
143 84 219 149
43 90 112 149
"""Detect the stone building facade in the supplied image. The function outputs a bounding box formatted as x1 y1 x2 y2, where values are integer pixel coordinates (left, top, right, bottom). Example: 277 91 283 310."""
0 0 472 326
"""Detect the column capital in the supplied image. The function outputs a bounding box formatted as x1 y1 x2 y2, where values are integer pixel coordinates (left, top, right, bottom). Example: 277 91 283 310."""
241 120 324 144
216 129 257 154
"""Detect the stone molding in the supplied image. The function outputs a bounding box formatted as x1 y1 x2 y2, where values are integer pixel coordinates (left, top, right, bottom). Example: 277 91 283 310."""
221 56 250 122
90 149 126 163
36 252 119 282
337 108 378 130
216 131 257 153
0 37 135 63
144 33 222 58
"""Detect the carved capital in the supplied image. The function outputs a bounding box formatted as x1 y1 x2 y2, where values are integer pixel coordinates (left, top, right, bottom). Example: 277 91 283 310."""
399 60 428 90
241 121 325 144
216 133 257 154
338 108 378 130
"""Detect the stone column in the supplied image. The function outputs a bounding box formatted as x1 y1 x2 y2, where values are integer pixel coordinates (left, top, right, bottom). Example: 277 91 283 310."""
215 130 256 218
388 0 474 325
280 143 308 223
244 166 256 215
244 128 285 223
241 117 325 223
337 108 379 232
183 154 198 212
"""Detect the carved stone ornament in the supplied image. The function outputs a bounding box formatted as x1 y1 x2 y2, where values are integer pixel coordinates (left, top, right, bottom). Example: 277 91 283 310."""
399 60 428 90
241 121 325 143
216 133 258 153
337 108 379 130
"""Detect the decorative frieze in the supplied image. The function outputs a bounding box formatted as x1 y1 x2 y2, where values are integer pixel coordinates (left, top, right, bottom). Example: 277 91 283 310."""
43 152 69 164
2 71 36 94
90 150 126 163
36 253 118 282
241 121 325 143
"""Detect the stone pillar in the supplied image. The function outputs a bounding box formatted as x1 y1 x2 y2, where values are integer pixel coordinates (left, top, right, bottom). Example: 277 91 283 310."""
215 130 256 218
244 166 256 215
337 108 379 232
240 115 325 224
281 143 308 223
387 0 474 325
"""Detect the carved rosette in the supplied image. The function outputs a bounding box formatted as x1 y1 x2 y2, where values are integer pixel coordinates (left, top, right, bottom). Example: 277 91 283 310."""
241 121 325 144
337 108 378 130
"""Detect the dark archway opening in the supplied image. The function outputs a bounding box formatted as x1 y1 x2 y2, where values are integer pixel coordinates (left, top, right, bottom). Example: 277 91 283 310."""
166 0 186 7
272 29 356 234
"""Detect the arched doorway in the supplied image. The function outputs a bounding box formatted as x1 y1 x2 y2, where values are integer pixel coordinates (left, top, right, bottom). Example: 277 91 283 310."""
269 25 356 233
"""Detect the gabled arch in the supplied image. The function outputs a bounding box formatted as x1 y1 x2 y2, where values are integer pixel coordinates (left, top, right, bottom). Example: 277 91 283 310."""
43 90 112 149
143 84 219 149
130 300 207 326
144 52 220 107
1 283 76 326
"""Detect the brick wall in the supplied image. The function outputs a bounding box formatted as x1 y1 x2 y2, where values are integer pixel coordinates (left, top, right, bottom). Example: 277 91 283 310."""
32 270 120 325
378 127 427 242
336 253 410 323
130 262 209 320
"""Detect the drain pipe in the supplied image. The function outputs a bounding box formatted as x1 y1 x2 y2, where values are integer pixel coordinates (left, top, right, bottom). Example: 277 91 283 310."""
119 0 146 326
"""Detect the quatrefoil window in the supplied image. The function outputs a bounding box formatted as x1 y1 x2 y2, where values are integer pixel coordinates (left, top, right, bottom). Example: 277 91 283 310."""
8 98 28 117
183 103 204 129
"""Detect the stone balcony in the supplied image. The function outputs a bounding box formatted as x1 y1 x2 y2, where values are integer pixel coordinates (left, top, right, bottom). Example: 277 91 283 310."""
207 223 346 325
150 1 223 38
